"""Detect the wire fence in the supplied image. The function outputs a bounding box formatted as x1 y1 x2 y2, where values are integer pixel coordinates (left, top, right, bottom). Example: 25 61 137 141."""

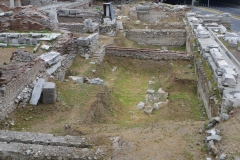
198 3 240 17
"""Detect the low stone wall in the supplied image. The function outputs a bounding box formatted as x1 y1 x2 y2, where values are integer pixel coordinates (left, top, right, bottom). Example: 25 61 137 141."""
105 46 192 60
126 29 186 46
195 59 219 118
59 23 85 32
199 13 232 28
29 0 53 8
0 130 100 159
0 59 46 119
99 23 117 34
137 10 167 24
58 11 102 23
53 53 77 81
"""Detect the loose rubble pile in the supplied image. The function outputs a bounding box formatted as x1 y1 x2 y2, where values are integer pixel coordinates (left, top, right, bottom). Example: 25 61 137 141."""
10 50 37 63
202 116 230 160
136 82 168 114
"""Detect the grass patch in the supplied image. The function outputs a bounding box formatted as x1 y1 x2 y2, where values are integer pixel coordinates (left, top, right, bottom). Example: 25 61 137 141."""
96 56 200 124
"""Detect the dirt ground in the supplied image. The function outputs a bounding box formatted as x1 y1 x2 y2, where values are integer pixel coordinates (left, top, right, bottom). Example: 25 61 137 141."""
1 55 209 159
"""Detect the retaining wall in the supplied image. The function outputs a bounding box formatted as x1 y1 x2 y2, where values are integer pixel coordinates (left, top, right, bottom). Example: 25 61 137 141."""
58 11 102 23
105 46 192 60
195 59 216 118
0 59 46 119
126 29 186 46
59 23 85 33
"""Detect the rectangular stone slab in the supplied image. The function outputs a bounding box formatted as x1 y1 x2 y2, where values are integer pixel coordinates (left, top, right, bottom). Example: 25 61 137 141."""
29 78 45 105
42 82 56 104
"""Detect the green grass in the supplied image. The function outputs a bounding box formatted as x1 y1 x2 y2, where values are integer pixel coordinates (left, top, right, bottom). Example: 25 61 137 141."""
96 56 201 123
202 60 213 81
57 82 101 108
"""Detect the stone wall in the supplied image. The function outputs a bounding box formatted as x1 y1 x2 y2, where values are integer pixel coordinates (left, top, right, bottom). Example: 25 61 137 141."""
126 29 186 46
105 46 192 60
59 23 85 33
0 130 102 159
0 5 58 31
53 53 77 81
137 10 167 24
29 0 53 8
99 23 117 34
58 11 102 23
195 59 219 118
53 32 98 81
199 13 232 28
0 59 46 119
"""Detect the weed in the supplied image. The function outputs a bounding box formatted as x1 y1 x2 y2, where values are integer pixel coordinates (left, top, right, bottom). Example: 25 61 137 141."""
183 150 194 160
51 128 62 135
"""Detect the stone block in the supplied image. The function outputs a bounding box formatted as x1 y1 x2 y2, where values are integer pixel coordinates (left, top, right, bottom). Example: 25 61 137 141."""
31 33 42 38
136 5 150 11
29 78 45 105
0 43 7 47
147 89 154 94
40 51 60 66
206 135 221 142
58 9 70 15
136 102 145 110
47 61 61 75
69 76 84 84
228 41 238 48
89 78 105 85
69 9 82 15
18 38 26 44
42 82 56 104
144 106 153 114
77 37 90 46
11 39 19 44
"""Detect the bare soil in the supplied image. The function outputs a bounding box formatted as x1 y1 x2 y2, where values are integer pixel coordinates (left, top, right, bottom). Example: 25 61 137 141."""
1 55 208 159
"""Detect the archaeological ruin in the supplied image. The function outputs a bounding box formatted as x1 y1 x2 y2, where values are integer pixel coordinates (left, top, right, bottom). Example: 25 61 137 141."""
0 0 240 159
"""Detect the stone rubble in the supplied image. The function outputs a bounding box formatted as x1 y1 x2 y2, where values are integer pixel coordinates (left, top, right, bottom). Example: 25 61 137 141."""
10 50 37 63
136 80 168 114
15 86 33 107
89 78 105 85
69 76 84 84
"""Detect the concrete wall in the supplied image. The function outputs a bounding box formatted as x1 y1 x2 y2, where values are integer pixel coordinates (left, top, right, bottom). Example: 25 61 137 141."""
126 29 186 46
0 59 46 119
105 46 192 60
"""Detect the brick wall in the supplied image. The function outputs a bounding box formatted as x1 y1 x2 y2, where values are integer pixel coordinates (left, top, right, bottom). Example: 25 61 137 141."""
0 59 45 119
